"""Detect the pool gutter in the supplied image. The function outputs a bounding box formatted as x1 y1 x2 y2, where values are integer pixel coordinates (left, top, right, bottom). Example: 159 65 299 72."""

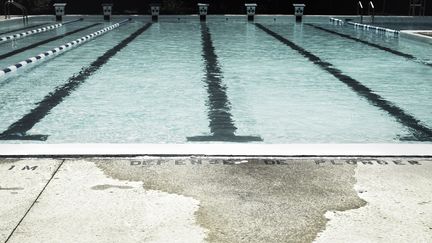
0 144 431 157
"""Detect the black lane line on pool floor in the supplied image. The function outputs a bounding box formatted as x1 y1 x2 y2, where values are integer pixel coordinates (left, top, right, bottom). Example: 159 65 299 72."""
0 23 152 141
306 24 432 68
0 23 101 60
0 23 50 36
256 23 432 141
187 23 262 142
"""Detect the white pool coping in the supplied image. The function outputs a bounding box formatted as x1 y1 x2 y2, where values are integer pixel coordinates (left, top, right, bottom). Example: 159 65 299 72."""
400 30 432 44
0 144 431 157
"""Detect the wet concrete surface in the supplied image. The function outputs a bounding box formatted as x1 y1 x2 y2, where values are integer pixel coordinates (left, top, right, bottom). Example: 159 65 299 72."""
96 158 364 243
1 157 431 243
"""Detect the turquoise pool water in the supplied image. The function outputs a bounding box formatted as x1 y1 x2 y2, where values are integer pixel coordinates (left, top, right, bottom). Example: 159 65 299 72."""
0 17 431 143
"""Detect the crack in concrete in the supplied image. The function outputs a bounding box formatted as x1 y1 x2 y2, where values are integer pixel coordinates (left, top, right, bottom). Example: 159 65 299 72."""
4 159 65 243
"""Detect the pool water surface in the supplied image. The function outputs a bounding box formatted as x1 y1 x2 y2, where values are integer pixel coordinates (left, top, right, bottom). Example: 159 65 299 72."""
0 17 431 143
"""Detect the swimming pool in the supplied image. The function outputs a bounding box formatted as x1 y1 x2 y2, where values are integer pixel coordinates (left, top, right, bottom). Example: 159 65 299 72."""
0 16 431 144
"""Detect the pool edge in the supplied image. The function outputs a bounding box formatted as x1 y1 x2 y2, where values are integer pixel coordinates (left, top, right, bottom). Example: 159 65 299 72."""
400 30 432 44
0 144 431 157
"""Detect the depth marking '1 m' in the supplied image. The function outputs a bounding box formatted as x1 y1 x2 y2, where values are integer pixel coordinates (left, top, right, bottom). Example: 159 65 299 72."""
0 23 152 141
187 23 262 142
255 23 432 141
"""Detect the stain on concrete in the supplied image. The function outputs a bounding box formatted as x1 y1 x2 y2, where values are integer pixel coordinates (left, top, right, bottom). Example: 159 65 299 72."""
91 184 133 190
0 159 21 165
95 158 366 243
0 186 23 190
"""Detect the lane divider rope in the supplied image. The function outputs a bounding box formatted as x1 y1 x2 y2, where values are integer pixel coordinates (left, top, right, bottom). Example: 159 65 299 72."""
0 22 49 36
0 18 83 44
329 17 344 25
347 21 399 36
329 17 399 37
0 18 132 78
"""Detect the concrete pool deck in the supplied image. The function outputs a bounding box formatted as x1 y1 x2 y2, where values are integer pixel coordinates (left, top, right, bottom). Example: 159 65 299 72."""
1 155 431 242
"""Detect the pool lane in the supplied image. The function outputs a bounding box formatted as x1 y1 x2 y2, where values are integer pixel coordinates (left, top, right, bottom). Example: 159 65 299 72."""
0 19 83 45
208 22 411 143
0 22 50 36
0 23 152 141
309 23 432 131
0 19 50 35
0 23 101 61
261 23 432 140
24 22 210 143
318 23 432 67
187 23 262 142
0 22 142 137
0 21 106 68
306 24 432 68
0 20 131 78
256 23 432 141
